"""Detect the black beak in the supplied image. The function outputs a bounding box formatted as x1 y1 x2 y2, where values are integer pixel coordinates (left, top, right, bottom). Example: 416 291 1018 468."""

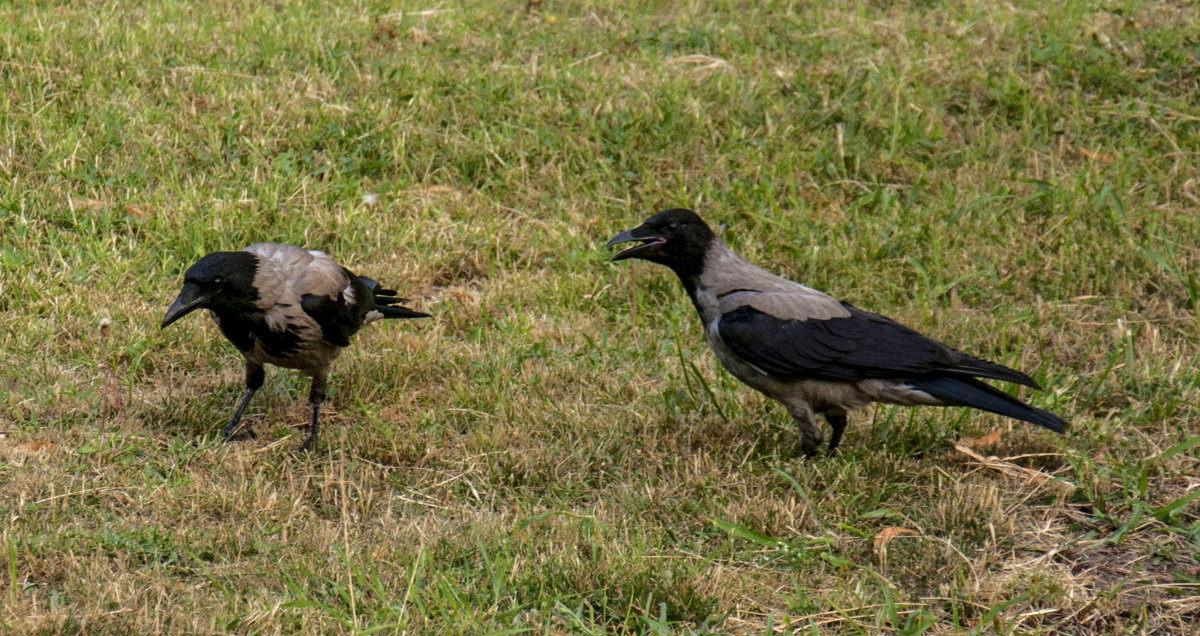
162 283 208 328
606 226 665 261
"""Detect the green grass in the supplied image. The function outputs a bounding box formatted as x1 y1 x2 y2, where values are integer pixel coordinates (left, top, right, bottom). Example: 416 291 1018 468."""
2 0 1199 632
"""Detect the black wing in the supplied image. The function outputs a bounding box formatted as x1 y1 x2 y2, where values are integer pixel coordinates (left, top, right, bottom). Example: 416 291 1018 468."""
717 304 1038 387
299 269 373 347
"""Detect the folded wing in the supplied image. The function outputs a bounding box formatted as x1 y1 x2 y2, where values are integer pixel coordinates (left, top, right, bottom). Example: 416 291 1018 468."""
717 301 1039 387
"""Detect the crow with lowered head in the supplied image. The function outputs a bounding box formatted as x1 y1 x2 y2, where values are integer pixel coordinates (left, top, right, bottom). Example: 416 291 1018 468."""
162 243 429 453
606 208 1066 456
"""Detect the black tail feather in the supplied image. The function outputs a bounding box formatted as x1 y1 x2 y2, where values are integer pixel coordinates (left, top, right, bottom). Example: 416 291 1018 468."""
374 304 431 319
908 375 1066 433
361 276 431 320
946 352 1042 389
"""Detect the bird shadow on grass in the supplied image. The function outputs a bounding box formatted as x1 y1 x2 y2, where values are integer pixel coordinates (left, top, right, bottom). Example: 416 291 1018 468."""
659 389 959 464
140 387 293 449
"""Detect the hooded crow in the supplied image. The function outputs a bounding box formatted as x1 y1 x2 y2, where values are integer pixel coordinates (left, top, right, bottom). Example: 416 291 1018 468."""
162 243 429 453
607 208 1066 456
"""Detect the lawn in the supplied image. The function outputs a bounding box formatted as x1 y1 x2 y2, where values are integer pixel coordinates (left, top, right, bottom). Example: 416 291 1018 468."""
2 0 1199 633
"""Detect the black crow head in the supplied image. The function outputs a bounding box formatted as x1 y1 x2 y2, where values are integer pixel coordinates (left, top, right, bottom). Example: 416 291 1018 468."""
162 251 260 328
606 208 716 274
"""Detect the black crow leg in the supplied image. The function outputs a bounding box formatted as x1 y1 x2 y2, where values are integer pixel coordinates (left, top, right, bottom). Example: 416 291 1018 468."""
221 388 257 440
783 400 823 457
294 373 327 455
824 411 848 456
293 402 321 455
222 363 264 441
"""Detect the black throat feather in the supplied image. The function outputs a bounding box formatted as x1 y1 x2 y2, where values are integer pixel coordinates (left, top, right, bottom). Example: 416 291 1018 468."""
664 236 714 309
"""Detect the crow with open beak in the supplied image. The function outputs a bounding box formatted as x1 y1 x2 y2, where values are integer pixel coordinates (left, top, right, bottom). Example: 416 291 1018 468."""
607 208 1066 456
163 243 429 453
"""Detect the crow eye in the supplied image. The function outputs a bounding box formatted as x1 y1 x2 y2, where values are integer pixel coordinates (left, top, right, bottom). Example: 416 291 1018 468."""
667 222 679 231
213 276 224 285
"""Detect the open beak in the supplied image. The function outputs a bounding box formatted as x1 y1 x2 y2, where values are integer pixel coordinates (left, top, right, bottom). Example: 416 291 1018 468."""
161 283 208 328
606 226 665 261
